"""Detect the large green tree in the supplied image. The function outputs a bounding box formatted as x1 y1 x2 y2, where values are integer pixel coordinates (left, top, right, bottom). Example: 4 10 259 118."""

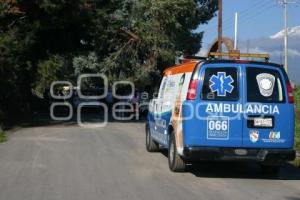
0 0 97 119
0 0 217 122
100 0 218 85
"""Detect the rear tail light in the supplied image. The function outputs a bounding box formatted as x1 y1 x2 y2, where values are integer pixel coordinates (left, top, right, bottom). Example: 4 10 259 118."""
287 81 294 104
186 79 198 100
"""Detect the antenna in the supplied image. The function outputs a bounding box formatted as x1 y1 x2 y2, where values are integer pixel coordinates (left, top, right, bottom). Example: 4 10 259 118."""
234 12 238 50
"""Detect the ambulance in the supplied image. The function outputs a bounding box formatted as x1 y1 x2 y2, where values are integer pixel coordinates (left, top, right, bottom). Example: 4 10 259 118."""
146 54 296 174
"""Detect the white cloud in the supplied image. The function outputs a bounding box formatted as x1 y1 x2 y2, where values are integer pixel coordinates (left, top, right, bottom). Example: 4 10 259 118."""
245 48 300 58
270 26 300 39
197 25 300 68
287 49 300 57
238 47 268 54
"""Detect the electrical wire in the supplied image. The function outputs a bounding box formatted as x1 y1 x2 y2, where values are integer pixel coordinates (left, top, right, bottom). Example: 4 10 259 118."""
200 0 275 33
202 2 277 38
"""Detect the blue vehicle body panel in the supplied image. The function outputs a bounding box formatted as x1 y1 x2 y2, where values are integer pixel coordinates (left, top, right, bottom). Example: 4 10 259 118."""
148 62 295 150
241 64 295 148
148 111 171 147
182 63 244 147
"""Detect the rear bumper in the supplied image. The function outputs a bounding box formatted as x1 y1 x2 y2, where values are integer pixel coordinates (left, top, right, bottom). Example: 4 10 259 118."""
183 147 296 162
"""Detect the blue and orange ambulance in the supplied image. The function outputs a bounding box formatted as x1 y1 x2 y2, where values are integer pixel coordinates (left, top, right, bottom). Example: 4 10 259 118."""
146 54 296 174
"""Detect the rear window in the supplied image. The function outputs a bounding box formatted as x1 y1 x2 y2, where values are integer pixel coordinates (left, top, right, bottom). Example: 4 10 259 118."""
247 67 285 103
201 67 239 101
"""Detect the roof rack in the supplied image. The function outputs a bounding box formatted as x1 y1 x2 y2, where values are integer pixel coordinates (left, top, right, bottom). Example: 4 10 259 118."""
176 55 207 64
183 55 207 60
208 52 270 62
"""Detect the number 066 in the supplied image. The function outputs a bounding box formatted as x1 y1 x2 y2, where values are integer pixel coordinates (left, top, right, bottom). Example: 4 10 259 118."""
208 120 228 131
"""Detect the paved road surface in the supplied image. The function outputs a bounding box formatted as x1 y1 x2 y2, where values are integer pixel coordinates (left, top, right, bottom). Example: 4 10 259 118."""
0 121 300 200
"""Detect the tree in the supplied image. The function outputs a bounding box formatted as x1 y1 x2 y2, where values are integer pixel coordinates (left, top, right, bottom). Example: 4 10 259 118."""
100 0 218 86
35 55 65 95
0 0 91 119
73 52 101 76
0 0 218 122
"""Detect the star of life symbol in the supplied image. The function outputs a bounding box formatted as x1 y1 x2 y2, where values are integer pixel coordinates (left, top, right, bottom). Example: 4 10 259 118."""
209 72 234 96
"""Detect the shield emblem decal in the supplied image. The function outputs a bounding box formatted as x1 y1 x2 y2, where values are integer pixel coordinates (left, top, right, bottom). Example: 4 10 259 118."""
256 73 275 97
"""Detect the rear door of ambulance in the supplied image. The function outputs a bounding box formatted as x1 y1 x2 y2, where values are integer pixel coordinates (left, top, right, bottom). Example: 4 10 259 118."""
242 65 294 148
184 64 244 147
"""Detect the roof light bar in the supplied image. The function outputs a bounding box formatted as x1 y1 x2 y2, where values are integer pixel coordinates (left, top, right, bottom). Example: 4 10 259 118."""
208 52 270 62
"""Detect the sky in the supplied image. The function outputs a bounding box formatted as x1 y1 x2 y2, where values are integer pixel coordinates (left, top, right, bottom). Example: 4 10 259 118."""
197 0 300 83
198 0 299 50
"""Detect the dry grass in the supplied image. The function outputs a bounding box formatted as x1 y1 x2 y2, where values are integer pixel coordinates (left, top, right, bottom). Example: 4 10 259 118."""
0 128 6 143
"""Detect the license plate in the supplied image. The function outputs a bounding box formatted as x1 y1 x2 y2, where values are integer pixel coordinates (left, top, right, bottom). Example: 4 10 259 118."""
254 118 273 128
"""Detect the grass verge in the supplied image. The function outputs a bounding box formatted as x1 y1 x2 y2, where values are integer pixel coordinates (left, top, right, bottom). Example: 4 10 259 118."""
291 154 300 168
295 115 300 152
0 128 7 143
294 88 300 167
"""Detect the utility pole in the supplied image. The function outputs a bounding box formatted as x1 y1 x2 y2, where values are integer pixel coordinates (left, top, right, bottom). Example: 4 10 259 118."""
284 1 288 72
218 0 222 57
279 0 296 72
283 0 289 72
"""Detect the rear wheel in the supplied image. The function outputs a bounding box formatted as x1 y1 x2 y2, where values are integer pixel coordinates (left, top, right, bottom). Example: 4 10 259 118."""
145 124 159 152
168 132 186 172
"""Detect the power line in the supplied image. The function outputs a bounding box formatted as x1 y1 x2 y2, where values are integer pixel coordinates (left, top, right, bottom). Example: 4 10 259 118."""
213 1 265 28
238 0 273 18
200 0 274 33
236 4 276 24
203 3 277 40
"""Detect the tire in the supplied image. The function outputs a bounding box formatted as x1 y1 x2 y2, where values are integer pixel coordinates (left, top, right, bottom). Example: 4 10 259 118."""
145 124 159 152
261 164 280 177
168 132 186 172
